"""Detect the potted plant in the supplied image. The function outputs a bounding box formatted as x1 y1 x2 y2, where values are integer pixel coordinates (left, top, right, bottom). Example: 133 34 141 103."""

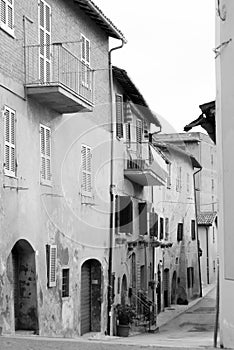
116 304 136 337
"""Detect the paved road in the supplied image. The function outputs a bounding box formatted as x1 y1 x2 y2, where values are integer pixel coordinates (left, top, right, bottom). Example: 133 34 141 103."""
0 288 218 350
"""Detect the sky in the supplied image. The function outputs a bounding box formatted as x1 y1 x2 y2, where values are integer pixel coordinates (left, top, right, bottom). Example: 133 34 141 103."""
94 0 216 134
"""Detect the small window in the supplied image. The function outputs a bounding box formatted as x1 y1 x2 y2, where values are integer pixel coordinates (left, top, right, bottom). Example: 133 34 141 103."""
116 94 123 138
40 124 51 184
4 105 16 177
191 220 196 240
62 268 69 297
81 145 92 196
0 0 14 37
160 217 164 240
177 223 183 241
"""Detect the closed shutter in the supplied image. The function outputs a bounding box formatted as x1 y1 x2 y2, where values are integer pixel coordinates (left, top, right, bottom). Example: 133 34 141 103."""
149 212 158 237
116 94 123 138
81 34 90 88
138 202 147 235
4 106 16 177
81 145 92 196
0 0 14 35
47 244 57 287
40 124 51 183
136 119 142 144
125 122 131 146
39 0 51 83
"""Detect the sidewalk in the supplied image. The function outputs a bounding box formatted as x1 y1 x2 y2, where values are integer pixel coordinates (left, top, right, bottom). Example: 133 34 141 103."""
156 283 216 329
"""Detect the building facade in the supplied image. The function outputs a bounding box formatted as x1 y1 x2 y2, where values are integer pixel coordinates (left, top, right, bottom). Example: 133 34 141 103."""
216 0 234 347
152 141 201 310
0 0 126 337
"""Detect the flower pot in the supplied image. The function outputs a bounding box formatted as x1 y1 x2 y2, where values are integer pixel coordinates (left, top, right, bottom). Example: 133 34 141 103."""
117 324 130 337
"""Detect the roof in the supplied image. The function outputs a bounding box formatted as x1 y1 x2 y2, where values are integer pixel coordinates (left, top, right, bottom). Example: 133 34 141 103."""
197 212 217 226
112 66 161 127
74 0 127 42
153 140 202 169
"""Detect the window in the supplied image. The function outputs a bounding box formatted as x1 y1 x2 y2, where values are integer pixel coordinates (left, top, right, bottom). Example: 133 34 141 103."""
136 119 142 144
160 217 164 240
166 162 171 189
126 122 131 146
40 124 51 183
191 220 196 240
47 244 57 287
213 227 215 243
62 268 69 297
0 0 14 36
115 196 133 234
81 34 90 88
187 267 194 289
81 145 92 196
165 218 169 240
138 202 147 235
4 105 16 177
39 0 51 83
149 212 158 237
177 223 183 241
116 94 123 138
176 166 182 192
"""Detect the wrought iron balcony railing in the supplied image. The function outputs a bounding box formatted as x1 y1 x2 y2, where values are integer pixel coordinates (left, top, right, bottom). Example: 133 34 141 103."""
25 43 94 113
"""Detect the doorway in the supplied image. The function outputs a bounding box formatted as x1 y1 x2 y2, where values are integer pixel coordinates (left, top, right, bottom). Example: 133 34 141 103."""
80 259 102 335
12 239 38 332
163 268 169 308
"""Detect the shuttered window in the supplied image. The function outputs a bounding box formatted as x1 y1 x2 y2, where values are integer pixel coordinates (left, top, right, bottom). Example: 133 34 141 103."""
116 94 123 138
39 0 51 83
0 0 14 36
81 145 92 196
62 268 69 297
4 106 16 177
115 196 133 234
149 212 158 237
165 217 169 240
136 119 142 144
160 217 164 240
40 124 51 183
47 244 57 287
81 34 90 88
138 202 147 235
177 223 183 241
191 220 196 240
125 122 131 147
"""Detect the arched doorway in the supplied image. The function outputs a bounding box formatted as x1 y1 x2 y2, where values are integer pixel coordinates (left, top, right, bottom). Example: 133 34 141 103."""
11 239 38 332
81 259 102 335
121 274 127 305
171 271 177 304
163 268 170 308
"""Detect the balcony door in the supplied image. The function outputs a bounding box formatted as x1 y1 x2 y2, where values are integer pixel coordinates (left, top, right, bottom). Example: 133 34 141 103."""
39 0 51 84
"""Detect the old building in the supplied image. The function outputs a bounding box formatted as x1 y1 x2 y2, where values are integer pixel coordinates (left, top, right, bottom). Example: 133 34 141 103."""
155 132 218 288
0 0 126 337
215 1 234 347
111 66 168 329
152 140 201 310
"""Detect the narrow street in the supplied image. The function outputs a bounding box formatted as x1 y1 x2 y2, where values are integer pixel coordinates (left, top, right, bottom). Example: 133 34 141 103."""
0 287 218 350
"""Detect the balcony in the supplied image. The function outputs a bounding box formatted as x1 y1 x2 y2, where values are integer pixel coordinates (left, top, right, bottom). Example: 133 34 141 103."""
25 44 94 114
124 142 167 186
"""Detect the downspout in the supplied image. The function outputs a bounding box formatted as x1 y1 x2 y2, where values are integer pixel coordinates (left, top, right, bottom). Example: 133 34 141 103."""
193 167 203 297
107 39 125 336
206 227 210 284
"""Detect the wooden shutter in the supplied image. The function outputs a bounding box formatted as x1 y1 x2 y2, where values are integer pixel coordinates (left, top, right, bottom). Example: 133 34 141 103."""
39 0 51 83
81 34 90 87
125 122 131 146
81 145 92 196
116 94 123 138
40 124 51 183
149 212 158 237
191 220 196 240
138 202 147 235
160 217 164 240
0 0 14 35
4 106 16 177
136 119 142 144
47 244 57 287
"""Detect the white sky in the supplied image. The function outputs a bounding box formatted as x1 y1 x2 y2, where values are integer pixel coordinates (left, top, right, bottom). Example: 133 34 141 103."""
94 0 216 133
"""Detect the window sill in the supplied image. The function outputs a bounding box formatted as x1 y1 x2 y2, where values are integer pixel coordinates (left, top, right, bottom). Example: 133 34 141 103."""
0 24 15 39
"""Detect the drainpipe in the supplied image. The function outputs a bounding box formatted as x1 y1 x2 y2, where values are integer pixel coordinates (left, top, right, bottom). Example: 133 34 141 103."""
193 167 203 297
206 227 210 284
107 39 125 336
